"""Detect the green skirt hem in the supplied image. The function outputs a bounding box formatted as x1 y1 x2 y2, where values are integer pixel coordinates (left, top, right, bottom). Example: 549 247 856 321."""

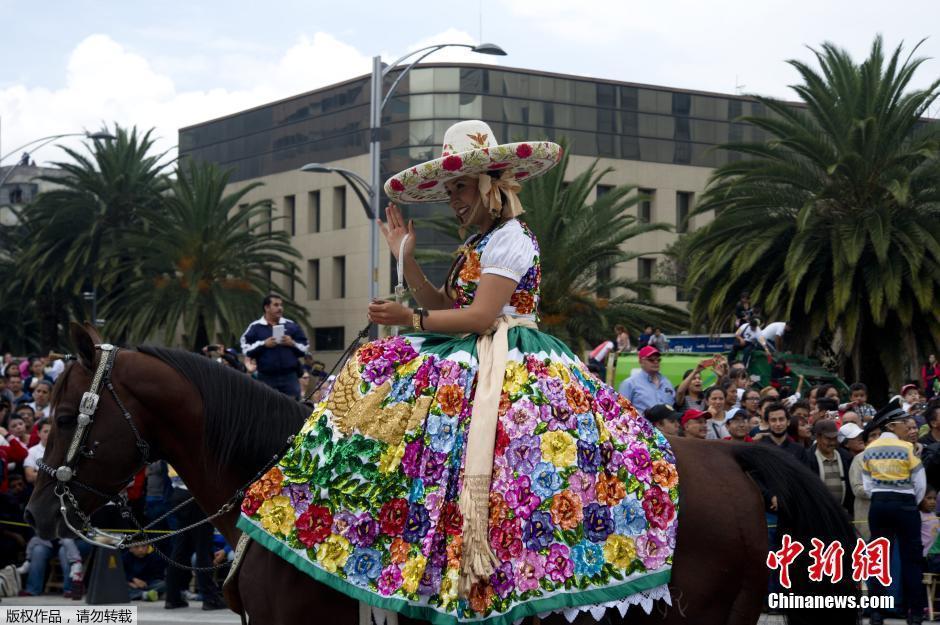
237 516 671 625
403 327 577 361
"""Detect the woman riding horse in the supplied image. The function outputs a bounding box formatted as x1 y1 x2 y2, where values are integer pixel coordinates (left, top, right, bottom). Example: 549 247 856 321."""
27 120 860 625
237 120 678 623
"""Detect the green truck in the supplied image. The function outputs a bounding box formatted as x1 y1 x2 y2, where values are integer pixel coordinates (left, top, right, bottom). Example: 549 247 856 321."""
610 351 850 398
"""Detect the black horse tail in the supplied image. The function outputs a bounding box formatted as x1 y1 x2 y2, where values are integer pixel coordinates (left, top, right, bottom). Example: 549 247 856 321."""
730 443 860 625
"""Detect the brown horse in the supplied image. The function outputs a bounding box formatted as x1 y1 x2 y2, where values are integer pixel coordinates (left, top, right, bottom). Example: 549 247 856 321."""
27 324 858 625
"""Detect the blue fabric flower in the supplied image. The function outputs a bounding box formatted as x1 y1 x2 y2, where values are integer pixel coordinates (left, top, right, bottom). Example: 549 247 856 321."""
427 414 458 454
389 376 416 403
530 462 562 498
576 414 599 444
523 510 555 551
571 540 605 577
402 503 431 543
345 548 383 585
583 502 614 543
409 479 425 504
613 495 647 536
577 440 601 473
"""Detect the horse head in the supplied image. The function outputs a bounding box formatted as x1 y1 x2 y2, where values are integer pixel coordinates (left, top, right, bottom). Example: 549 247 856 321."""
26 322 154 541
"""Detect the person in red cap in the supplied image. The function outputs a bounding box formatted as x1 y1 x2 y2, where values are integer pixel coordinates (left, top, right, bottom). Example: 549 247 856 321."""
617 345 676 415
899 383 922 415
681 409 708 439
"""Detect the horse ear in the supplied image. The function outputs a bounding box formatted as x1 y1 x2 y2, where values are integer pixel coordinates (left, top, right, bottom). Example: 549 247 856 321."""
83 321 104 346
69 322 96 370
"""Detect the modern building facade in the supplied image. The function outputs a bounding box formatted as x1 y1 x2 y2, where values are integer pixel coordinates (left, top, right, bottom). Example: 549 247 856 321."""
179 63 770 365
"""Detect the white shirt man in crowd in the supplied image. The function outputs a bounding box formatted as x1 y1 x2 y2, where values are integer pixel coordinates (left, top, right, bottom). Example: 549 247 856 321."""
28 380 52 420
618 346 676 415
24 419 51 484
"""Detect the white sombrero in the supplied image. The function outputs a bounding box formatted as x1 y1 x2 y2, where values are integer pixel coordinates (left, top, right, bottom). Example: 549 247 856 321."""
384 120 562 204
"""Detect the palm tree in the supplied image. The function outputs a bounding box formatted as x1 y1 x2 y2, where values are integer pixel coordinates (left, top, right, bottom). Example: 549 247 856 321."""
416 144 688 352
101 160 307 350
16 125 171 347
685 37 940 397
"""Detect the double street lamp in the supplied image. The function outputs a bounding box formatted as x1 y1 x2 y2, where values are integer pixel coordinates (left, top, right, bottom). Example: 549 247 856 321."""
0 130 116 188
301 42 506 326
0 130 116 326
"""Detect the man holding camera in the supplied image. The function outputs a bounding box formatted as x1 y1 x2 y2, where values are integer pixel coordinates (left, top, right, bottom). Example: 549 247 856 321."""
240 294 309 399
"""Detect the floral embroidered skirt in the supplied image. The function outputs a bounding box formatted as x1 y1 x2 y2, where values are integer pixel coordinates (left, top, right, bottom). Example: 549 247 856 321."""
237 329 679 625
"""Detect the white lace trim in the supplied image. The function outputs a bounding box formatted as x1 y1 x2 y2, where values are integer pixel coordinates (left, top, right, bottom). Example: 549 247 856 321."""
531 583 672 624
367 584 672 625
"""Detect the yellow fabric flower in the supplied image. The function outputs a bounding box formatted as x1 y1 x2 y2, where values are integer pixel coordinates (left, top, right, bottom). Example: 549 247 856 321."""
595 414 611 443
378 441 406 474
258 496 295 537
603 534 637 569
503 361 530 395
401 554 428 594
299 406 327 435
316 534 351 573
399 356 424 378
547 362 570 384
439 567 459 606
541 430 577 467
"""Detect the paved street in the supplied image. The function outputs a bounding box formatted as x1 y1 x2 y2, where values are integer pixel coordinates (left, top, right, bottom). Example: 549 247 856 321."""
0 596 914 625
0 596 240 624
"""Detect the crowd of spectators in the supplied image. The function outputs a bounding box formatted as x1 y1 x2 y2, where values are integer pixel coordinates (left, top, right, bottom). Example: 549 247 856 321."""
0 313 330 605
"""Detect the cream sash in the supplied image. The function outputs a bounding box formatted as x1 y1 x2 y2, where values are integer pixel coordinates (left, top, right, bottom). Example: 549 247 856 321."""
458 314 538 596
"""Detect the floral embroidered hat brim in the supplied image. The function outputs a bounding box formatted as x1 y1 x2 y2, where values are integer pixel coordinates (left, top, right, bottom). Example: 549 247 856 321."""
384 120 563 203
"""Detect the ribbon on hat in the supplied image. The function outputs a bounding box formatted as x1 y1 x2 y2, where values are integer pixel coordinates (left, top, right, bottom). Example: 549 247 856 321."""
478 169 523 218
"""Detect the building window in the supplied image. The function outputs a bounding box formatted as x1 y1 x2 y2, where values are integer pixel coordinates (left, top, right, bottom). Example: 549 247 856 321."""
308 191 320 233
638 188 654 223
332 256 345 299
284 195 295 236
596 184 614 200
314 326 345 351
307 259 319 300
263 205 273 235
333 186 346 230
676 192 693 234
638 258 656 282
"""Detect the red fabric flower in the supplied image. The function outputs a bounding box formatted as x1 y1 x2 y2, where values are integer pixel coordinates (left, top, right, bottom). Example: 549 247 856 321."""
389 178 405 192
515 171 530 179
241 495 262 516
442 155 463 171
418 180 438 189
515 144 533 158
295 504 333 547
489 162 510 169
379 498 409 536
494 420 510 456
440 501 463 536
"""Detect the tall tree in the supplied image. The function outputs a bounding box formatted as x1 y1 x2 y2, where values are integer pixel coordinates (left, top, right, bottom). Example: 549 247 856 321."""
685 37 940 398
416 145 688 352
101 160 307 349
16 125 171 348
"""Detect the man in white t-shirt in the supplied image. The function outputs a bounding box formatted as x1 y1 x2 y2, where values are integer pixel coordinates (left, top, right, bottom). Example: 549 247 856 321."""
730 318 763 363
28 380 53 420
23 419 51 484
759 321 791 353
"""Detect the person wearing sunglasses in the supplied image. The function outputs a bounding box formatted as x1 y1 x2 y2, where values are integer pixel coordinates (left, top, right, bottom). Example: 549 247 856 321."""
617 345 676 415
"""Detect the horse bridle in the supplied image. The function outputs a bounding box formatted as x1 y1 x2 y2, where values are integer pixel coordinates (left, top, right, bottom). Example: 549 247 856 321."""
38 325 369 559
36 343 157 549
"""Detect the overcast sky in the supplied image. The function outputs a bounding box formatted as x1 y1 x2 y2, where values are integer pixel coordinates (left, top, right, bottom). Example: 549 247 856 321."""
2 0 940 166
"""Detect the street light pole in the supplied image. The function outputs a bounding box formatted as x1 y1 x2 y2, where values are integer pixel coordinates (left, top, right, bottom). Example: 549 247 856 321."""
0 131 116 189
306 43 506 337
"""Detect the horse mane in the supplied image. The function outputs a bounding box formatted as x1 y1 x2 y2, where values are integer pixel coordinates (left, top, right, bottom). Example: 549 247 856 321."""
136 346 308 476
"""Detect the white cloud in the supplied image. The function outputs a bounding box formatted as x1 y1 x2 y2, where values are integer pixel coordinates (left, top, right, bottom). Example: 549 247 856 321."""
0 30 454 168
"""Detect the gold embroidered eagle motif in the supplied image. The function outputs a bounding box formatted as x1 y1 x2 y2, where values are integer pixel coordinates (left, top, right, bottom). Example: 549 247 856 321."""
466 132 489 148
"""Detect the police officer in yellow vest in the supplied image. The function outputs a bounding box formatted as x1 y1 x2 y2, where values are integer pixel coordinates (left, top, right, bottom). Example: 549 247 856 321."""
863 398 926 625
